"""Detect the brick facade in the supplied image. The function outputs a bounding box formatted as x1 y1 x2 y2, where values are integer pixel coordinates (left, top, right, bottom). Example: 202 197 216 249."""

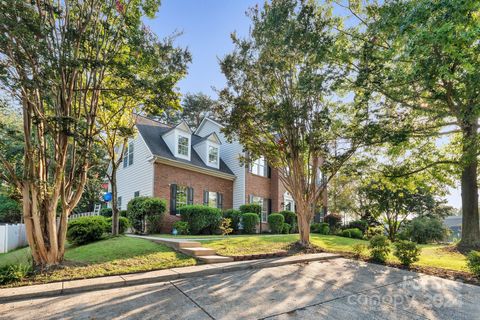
153 162 234 232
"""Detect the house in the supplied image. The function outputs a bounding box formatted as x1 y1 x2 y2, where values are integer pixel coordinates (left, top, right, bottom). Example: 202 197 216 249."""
112 115 327 232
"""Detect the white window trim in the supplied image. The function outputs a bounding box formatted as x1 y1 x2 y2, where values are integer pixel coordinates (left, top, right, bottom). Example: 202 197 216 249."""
175 131 191 160
250 156 267 177
206 141 220 169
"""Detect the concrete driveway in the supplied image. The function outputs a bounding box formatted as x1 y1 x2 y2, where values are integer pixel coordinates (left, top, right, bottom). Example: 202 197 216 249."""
1 258 478 320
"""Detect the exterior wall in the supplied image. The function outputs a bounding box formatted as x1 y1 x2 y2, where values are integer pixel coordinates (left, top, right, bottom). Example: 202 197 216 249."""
153 161 234 214
195 119 246 209
270 168 288 213
0 224 27 253
245 171 272 202
114 134 154 210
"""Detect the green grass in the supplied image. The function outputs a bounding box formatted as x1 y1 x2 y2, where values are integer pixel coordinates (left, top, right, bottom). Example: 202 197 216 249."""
203 234 298 256
0 236 196 286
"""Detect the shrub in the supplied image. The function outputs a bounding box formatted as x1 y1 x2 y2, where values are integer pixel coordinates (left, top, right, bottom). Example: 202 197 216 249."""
311 222 330 235
369 235 391 263
173 221 190 235
394 240 421 267
323 213 342 230
0 264 32 285
340 228 363 239
467 251 480 277
282 223 291 234
268 213 285 234
119 210 128 217
279 210 296 231
348 220 368 233
220 218 233 236
179 205 222 235
0 195 22 224
127 197 166 234
352 243 368 258
223 209 242 232
401 216 449 244
100 207 112 217
67 216 108 245
241 212 259 234
365 225 384 239
106 217 131 234
239 204 262 214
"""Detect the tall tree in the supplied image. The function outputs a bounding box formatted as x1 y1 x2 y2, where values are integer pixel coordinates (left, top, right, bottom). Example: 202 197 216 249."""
97 33 189 235
349 0 480 248
219 0 380 246
0 0 164 267
181 92 217 129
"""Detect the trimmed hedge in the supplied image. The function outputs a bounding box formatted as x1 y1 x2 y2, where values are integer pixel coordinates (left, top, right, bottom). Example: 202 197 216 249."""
67 216 108 245
173 221 190 235
268 213 285 234
106 217 131 234
282 223 291 234
127 197 166 234
311 222 330 235
323 213 342 230
241 212 259 234
347 220 368 233
239 204 262 214
223 209 242 232
340 228 363 239
467 251 480 277
279 210 296 230
179 205 222 235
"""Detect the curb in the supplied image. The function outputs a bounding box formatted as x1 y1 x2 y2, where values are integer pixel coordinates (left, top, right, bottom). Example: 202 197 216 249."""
0 253 342 303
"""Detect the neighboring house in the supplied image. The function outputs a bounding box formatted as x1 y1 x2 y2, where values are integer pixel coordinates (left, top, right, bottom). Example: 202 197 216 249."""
112 115 327 232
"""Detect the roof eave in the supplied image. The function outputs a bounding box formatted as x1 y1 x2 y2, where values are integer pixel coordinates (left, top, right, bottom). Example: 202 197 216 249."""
152 156 235 181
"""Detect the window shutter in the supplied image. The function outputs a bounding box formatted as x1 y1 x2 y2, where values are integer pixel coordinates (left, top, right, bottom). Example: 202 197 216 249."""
266 165 271 178
217 193 223 209
203 190 209 206
187 187 194 205
268 199 272 214
249 194 253 203
170 184 177 215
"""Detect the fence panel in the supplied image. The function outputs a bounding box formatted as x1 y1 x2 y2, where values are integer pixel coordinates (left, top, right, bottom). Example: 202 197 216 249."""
0 224 28 254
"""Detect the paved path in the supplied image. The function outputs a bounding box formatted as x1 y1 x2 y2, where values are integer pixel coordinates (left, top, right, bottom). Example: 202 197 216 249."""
1 258 478 319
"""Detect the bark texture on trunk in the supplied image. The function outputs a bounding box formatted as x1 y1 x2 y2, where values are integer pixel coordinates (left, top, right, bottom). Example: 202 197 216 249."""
110 168 119 236
296 201 314 246
459 120 480 249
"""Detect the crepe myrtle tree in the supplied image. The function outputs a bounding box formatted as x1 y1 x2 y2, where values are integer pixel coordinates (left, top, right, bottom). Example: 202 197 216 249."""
218 0 381 246
0 0 166 268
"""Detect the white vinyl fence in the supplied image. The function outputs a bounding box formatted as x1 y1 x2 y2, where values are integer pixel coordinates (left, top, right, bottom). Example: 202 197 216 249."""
69 211 101 220
0 223 28 253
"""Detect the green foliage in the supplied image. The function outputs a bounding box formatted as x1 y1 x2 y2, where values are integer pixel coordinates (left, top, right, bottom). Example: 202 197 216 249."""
0 263 32 285
67 216 108 245
178 205 222 235
347 220 368 233
173 221 190 235
119 210 128 218
282 223 291 234
106 217 131 235
241 213 259 234
223 209 242 232
369 235 391 263
279 210 296 229
100 208 113 218
311 223 330 235
365 226 384 239
352 243 368 258
340 228 363 239
401 216 449 244
239 204 262 215
467 251 480 277
0 195 21 223
220 218 233 236
394 240 421 267
127 197 166 234
268 213 285 234
324 214 342 230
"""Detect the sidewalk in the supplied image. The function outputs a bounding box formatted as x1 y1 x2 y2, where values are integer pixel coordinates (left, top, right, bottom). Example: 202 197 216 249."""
0 252 341 303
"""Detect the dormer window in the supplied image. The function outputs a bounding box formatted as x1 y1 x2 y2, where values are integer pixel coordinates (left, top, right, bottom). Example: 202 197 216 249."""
208 145 219 166
177 135 189 157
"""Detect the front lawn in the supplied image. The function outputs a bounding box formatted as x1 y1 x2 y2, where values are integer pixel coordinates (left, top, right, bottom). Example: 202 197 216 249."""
0 236 196 286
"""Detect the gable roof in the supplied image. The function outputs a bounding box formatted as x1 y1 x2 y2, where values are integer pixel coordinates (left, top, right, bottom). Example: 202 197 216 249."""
194 132 222 145
194 117 224 135
135 116 234 176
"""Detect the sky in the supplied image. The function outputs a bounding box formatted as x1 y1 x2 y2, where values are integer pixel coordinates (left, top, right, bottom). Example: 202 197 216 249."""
146 0 462 209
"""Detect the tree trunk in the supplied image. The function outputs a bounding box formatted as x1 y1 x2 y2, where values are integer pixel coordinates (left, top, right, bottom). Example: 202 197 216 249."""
459 120 480 249
110 167 119 236
296 201 313 246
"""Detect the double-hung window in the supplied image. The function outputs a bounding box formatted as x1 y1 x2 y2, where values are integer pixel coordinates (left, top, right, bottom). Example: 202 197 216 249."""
208 145 219 166
177 136 189 157
250 157 268 177
251 196 269 222
123 141 134 168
